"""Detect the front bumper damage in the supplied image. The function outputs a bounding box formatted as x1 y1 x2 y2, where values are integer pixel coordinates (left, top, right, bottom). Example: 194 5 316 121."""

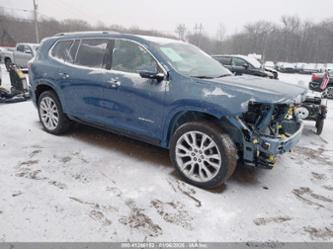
227 103 304 169
249 120 303 168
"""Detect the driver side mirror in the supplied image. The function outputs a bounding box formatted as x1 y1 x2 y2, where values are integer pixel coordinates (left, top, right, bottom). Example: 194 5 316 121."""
24 49 32 54
138 70 165 81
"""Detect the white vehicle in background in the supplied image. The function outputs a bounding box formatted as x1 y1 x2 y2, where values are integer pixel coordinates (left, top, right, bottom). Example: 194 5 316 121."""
301 63 320 74
264 61 275 69
277 62 297 73
0 47 14 64
295 63 306 73
2 43 39 71
317 63 325 72
0 47 5 64
326 63 333 71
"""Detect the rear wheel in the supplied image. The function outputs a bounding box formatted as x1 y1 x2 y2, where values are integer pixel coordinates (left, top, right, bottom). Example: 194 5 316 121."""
38 90 71 135
170 121 237 189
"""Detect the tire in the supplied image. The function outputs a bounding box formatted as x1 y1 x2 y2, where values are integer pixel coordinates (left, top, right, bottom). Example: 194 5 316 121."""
315 118 324 135
326 87 333 99
5 58 12 72
170 121 238 189
38 90 71 135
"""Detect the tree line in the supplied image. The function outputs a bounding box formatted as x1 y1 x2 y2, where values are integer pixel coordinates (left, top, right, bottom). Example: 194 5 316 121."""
178 16 333 63
0 14 177 47
1 12 333 63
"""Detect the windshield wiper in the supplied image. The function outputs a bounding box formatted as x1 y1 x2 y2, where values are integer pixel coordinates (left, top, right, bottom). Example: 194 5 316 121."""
215 74 232 78
191 74 232 79
191 75 215 79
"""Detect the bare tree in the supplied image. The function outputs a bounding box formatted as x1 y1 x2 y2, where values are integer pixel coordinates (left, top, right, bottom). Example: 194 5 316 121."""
175 24 187 41
216 23 226 42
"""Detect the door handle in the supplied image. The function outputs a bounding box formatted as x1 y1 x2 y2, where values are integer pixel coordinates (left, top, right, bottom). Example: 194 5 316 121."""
58 72 70 79
109 80 121 89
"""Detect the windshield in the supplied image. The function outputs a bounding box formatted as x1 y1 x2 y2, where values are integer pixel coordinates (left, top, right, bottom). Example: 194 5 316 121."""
155 42 231 78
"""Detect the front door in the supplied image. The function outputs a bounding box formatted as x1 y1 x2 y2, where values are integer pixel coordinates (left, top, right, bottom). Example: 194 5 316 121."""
232 57 248 75
102 39 167 142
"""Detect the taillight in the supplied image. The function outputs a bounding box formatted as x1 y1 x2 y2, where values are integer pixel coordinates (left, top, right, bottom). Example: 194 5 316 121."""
312 73 320 81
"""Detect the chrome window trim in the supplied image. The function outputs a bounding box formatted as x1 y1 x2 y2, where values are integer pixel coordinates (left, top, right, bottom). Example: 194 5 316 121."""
48 37 167 76
49 39 75 63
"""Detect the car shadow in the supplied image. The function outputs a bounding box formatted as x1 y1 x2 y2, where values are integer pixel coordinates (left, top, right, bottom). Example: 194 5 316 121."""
37 121 311 192
68 123 172 168
52 123 269 191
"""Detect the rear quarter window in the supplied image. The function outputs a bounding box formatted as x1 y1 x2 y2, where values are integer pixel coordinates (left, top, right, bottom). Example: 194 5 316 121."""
51 40 74 63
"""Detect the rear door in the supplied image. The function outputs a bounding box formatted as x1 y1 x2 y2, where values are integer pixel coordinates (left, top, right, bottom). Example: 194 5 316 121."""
51 38 114 124
65 38 114 124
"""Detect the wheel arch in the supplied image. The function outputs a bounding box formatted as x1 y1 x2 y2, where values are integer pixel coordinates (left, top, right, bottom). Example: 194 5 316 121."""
163 108 226 148
34 80 66 112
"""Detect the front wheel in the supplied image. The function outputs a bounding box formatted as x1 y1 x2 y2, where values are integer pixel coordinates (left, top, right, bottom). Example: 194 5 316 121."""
170 121 238 189
38 91 71 135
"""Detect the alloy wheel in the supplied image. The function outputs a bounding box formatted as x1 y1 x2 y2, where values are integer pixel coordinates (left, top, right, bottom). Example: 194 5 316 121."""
39 96 59 130
175 131 222 182
327 87 333 99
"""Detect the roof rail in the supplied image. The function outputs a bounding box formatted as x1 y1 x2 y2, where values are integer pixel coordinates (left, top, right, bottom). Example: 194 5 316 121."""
54 31 119 37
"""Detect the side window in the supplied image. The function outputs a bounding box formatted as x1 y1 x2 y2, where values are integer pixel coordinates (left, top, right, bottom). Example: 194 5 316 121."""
51 40 74 63
24 45 32 54
112 40 158 73
219 56 232 65
233 57 247 67
75 39 111 68
17 45 25 52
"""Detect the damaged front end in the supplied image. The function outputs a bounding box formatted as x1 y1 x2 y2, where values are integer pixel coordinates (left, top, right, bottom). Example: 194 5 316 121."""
229 101 303 169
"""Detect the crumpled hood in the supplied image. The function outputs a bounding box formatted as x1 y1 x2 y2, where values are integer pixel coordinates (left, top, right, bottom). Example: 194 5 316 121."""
195 75 307 115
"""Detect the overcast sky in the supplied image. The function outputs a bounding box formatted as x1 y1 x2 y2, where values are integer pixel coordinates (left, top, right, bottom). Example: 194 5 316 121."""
1 0 333 36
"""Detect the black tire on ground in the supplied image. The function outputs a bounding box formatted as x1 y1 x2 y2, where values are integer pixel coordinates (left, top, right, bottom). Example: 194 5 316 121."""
170 121 238 189
4 58 12 72
326 87 333 99
38 90 72 135
315 118 324 135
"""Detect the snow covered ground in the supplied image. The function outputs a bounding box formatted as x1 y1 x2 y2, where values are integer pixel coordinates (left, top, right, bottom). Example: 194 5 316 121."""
0 68 332 242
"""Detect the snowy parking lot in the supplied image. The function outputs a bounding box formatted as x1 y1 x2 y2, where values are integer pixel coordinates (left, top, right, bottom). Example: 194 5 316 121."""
0 68 332 242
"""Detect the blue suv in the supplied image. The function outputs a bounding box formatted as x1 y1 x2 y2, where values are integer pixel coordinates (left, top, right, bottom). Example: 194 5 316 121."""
30 32 306 189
